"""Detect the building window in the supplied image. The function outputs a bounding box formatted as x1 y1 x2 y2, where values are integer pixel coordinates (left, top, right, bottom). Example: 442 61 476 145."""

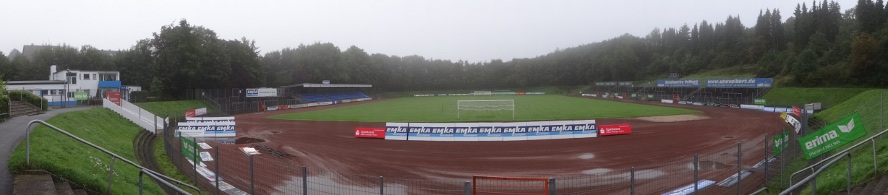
83 74 90 80
70 77 77 84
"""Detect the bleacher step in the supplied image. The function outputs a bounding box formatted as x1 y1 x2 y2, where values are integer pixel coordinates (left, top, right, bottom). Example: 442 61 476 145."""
54 181 74 195
872 175 888 194
13 173 56 195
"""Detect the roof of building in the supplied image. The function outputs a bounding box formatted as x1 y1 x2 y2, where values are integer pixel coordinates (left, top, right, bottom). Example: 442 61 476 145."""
7 80 67 85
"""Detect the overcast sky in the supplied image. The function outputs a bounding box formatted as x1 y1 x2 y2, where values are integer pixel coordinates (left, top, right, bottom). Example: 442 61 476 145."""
1 0 855 63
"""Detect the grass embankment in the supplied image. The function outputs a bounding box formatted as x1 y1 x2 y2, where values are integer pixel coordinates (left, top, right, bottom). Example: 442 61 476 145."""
137 100 215 117
269 94 700 122
8 108 167 194
767 89 888 194
761 87 872 107
138 100 217 194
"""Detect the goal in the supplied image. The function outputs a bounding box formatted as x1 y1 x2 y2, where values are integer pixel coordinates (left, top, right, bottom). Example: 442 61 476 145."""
457 99 515 119
472 176 550 195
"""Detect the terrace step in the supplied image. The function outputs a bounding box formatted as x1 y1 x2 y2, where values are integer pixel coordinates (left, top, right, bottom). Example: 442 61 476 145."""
13 172 55 195
10 101 44 117
13 171 94 195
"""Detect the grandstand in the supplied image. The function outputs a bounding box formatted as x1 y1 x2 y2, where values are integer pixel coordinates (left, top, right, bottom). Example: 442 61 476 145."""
585 78 772 106
191 82 373 115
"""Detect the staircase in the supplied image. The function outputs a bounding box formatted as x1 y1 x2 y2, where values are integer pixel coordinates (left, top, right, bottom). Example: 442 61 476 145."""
13 171 90 195
9 101 44 117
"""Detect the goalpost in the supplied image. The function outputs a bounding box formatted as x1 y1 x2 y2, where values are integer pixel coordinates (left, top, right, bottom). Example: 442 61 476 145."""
457 99 515 119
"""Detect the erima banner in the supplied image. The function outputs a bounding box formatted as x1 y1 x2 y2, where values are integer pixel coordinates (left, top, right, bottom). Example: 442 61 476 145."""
773 131 789 156
245 88 278 97
384 120 597 141
181 137 200 162
656 80 701 87
704 78 773 88
798 112 867 160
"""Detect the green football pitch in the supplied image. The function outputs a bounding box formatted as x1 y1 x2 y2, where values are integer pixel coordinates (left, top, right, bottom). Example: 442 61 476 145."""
268 95 701 122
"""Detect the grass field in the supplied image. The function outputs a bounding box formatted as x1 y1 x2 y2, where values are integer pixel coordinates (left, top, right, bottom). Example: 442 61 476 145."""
137 100 216 117
269 95 701 122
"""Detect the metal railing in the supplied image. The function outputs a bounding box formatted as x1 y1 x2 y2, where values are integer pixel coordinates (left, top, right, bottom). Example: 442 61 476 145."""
781 128 888 195
25 120 201 194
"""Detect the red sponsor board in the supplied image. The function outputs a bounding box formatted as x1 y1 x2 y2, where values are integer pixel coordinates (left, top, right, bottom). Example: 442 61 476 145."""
105 92 121 106
354 127 386 139
278 105 289 110
599 124 632 136
185 109 196 117
516 92 526 95
792 106 801 117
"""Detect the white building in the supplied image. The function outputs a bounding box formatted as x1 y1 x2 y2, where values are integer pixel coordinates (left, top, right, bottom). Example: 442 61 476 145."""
5 65 140 106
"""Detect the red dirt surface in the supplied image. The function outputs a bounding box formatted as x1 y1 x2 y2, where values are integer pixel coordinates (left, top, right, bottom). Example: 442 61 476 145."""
213 98 786 194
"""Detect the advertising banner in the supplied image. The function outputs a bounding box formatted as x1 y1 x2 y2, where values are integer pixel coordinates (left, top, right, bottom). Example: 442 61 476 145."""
773 131 789 156
181 137 200 162
354 127 386 139
195 108 207 116
754 99 767 105
780 112 802 134
656 79 701 87
105 91 121 106
792 106 801 117
594 82 617 86
178 117 237 137
245 88 278 97
384 120 596 141
599 124 632 136
798 112 867 160
704 78 773 88
662 180 716 195
185 110 196 117
74 92 88 100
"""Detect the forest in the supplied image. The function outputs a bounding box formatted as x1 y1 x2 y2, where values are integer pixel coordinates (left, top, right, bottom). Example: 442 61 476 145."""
0 0 886 99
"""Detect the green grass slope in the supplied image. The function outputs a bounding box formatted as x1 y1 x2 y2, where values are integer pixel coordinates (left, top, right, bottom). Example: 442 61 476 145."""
137 100 215 117
269 95 701 122
7 108 167 194
761 87 872 107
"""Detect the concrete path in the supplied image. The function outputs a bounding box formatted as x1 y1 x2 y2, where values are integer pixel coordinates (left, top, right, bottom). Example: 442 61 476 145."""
0 106 96 195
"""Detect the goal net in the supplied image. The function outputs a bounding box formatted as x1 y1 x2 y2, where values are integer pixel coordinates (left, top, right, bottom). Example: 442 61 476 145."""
472 176 550 195
457 99 515 119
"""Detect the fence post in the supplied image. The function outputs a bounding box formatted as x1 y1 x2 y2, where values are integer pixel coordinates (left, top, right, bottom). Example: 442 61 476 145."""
302 166 308 195
215 147 220 195
108 156 116 194
250 155 255 195
781 130 786 186
139 170 144 195
379 176 384 195
464 181 471 195
193 137 198 184
548 177 556 195
873 139 878 174
848 153 852 195
694 154 699 194
812 175 816 195
765 134 769 182
737 142 741 195
631 167 635 195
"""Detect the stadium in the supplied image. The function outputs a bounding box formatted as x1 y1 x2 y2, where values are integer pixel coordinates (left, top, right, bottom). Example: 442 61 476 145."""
152 79 792 194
